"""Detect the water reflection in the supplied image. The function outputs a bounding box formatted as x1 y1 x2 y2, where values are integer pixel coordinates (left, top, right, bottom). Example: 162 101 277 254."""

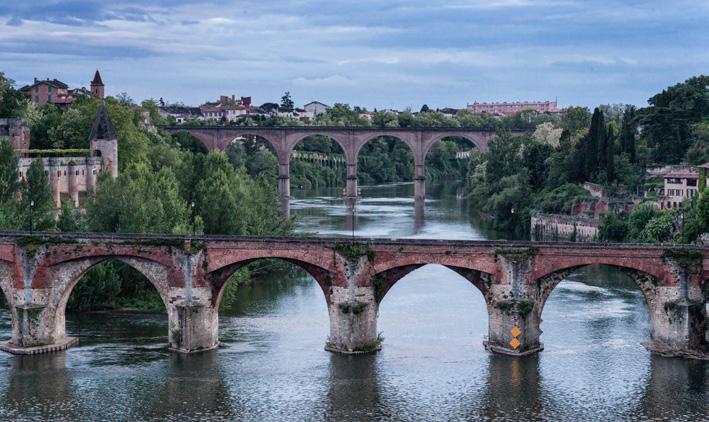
1 354 76 420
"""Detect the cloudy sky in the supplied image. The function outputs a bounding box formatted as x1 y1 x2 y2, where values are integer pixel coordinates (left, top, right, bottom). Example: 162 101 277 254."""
0 1 707 109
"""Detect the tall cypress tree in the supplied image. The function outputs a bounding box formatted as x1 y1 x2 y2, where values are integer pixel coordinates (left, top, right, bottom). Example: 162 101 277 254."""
620 105 637 162
605 125 615 182
585 107 604 180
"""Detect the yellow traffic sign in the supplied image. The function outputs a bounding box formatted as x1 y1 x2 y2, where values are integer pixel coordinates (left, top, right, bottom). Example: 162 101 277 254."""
511 326 521 337
509 338 521 349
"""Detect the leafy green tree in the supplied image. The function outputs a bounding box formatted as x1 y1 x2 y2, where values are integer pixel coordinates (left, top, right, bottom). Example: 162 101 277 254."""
280 91 294 111
57 198 84 232
560 106 592 135
598 213 628 242
0 140 20 203
0 72 30 118
682 187 709 242
21 159 55 231
87 163 191 233
30 104 62 149
640 75 709 163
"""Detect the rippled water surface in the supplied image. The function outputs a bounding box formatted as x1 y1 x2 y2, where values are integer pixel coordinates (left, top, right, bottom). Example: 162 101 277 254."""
0 183 706 421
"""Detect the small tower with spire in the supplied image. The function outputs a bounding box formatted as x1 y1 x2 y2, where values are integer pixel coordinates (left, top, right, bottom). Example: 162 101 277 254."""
90 101 118 178
90 70 104 99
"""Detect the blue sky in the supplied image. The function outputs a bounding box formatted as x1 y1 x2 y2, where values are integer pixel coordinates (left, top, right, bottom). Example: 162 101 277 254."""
0 1 707 109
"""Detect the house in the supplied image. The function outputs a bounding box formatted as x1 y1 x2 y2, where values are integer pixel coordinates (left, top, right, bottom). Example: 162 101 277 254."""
303 101 330 116
158 106 203 123
661 170 699 209
199 95 255 122
19 70 104 109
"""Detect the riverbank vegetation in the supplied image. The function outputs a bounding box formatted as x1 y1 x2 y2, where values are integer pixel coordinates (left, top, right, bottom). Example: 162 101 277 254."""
464 75 709 240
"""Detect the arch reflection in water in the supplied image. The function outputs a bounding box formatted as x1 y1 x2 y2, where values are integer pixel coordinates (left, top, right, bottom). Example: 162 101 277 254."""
1 354 76 420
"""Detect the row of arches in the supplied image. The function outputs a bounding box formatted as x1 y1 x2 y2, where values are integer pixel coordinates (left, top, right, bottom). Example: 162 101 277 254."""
191 131 481 198
2 254 697 354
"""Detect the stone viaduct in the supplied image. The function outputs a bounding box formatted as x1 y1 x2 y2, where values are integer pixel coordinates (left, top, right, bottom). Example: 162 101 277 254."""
0 233 706 359
163 126 525 202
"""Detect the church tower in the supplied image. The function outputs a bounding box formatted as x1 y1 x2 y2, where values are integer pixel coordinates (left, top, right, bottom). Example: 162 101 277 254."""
90 70 104 99
90 101 118 178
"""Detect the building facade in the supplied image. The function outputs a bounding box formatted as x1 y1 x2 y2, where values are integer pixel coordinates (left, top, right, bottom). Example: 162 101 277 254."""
661 170 699 209
466 100 559 116
17 102 118 208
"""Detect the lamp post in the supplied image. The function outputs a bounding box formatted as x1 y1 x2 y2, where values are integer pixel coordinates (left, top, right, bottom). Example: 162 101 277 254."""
190 201 196 237
29 200 35 234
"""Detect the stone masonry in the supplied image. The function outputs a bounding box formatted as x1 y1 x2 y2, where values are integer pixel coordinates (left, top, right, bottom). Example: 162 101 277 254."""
0 233 706 360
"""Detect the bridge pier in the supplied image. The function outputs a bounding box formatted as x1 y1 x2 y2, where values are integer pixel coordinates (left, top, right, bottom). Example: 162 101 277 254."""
168 301 219 353
484 250 543 356
325 285 380 354
0 303 79 355
345 162 358 205
414 164 426 201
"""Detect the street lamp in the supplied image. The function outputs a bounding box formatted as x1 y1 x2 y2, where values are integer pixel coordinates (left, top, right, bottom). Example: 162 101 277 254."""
190 201 196 237
29 200 35 234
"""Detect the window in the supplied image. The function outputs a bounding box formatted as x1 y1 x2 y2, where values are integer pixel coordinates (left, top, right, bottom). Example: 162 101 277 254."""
34 86 38 93
34 96 39 103
47 95 52 102
75 170 79 176
48 86 52 93
92 169 96 175
687 178 697 187
57 171 61 177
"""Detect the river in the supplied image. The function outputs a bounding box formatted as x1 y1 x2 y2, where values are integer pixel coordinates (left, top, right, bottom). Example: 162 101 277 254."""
0 182 706 420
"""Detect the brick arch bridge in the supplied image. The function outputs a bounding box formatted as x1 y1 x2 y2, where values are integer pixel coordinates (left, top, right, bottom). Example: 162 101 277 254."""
0 233 706 359
163 126 526 202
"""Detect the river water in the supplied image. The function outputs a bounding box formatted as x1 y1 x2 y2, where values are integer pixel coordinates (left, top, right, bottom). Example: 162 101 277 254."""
0 183 706 421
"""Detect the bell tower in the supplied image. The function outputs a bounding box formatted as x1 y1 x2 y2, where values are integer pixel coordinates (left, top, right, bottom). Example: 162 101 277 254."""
90 70 104 99
89 101 118 178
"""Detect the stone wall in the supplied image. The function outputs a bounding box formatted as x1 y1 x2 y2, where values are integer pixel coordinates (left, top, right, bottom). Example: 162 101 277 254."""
531 212 600 242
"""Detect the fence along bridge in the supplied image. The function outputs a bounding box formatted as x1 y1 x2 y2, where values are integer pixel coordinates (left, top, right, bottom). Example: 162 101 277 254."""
0 232 706 359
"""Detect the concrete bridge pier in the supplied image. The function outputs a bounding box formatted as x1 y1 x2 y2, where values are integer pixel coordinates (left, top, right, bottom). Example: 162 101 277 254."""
168 301 219 353
325 285 380 354
414 165 426 201
641 259 707 358
484 252 543 356
345 162 358 206
277 161 290 200
484 284 543 356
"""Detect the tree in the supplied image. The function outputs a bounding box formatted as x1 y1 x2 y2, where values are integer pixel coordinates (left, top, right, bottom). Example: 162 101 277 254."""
21 159 55 231
420 104 430 113
87 162 191 234
280 91 294 111
0 140 20 203
0 72 30 118
30 104 62 149
57 198 84 232
619 105 637 162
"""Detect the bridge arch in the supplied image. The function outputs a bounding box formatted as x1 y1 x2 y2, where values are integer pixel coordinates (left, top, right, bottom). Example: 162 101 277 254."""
534 263 660 314
355 134 416 188
371 258 494 304
40 255 174 344
0 260 14 308
207 251 339 309
287 134 348 191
